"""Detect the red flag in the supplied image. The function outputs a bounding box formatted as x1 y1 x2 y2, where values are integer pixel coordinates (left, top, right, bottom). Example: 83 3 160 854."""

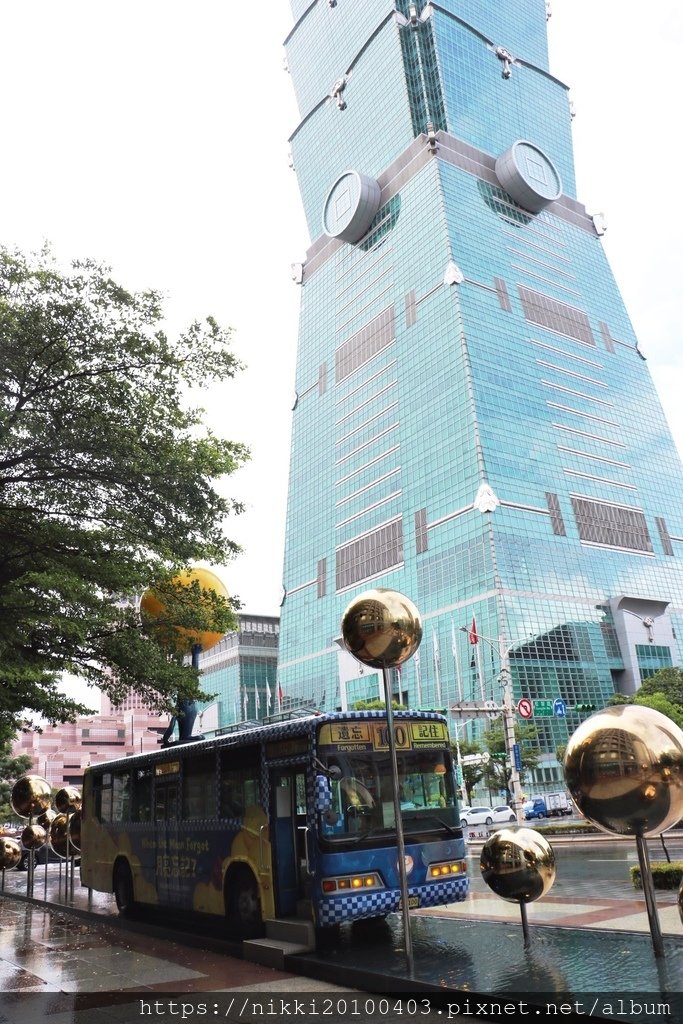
468 617 479 645
277 684 284 703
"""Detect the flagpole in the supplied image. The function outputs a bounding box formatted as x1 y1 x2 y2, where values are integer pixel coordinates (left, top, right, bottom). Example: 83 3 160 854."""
432 629 442 707
476 641 485 703
451 620 464 703
413 650 422 707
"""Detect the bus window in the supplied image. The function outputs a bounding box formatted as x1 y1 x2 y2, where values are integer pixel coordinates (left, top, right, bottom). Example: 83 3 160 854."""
112 771 131 822
132 766 153 822
219 745 260 818
155 782 179 822
182 753 215 819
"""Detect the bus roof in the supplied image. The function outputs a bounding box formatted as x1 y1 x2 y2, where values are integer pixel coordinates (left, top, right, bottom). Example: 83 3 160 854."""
83 708 450 775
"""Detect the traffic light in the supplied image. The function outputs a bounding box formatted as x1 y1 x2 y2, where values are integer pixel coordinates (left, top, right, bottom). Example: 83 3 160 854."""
573 703 596 712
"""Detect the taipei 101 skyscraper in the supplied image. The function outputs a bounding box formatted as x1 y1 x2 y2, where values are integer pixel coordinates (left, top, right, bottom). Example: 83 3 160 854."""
277 0 683 774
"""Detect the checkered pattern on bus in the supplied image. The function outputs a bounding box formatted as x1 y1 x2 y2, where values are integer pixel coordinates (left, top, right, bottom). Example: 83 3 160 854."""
315 876 469 927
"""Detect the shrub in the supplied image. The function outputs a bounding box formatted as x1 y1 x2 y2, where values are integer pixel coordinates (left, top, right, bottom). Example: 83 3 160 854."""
630 862 683 890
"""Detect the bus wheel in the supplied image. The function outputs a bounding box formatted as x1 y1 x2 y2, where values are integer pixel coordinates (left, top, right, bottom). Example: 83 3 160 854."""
113 860 136 917
226 867 263 939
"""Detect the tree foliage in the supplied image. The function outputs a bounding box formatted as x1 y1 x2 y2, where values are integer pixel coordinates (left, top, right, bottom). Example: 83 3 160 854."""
0 743 33 822
636 667 683 710
0 245 249 730
481 721 540 793
606 669 683 728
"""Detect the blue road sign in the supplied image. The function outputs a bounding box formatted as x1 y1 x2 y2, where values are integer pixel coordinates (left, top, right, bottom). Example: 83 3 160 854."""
513 742 522 771
553 698 567 718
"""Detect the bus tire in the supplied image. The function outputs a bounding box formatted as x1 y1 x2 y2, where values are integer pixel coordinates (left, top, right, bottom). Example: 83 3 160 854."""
226 866 263 939
113 860 136 917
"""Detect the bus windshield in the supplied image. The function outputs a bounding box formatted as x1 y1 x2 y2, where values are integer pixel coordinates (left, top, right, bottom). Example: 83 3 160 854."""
318 748 458 842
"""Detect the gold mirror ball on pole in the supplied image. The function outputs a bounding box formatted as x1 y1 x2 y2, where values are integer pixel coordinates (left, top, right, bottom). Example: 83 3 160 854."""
55 787 82 814
10 775 52 819
480 827 556 903
0 838 23 870
564 704 683 837
341 587 422 670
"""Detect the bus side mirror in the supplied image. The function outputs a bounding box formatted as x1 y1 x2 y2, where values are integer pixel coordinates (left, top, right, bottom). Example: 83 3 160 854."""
314 775 332 813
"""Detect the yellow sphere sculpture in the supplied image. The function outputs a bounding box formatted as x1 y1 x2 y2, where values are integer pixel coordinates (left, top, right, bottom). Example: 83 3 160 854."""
564 705 683 837
341 588 422 670
140 566 229 652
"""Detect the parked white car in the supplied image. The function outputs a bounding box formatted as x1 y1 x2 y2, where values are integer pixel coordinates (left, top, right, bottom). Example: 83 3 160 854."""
460 804 515 827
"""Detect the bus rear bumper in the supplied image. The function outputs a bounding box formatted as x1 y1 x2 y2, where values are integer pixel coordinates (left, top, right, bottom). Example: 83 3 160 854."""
315 875 469 927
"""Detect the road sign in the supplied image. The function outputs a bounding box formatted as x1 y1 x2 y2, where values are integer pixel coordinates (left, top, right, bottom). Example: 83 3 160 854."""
517 698 533 719
512 743 522 771
534 699 554 717
553 698 567 718
484 699 500 720
461 752 491 767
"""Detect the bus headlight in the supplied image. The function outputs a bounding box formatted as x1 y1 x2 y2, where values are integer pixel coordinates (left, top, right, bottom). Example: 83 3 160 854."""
321 871 383 893
427 860 467 879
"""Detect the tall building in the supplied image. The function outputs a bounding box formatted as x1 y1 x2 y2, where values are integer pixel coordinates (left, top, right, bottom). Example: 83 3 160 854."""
196 614 280 733
278 0 683 783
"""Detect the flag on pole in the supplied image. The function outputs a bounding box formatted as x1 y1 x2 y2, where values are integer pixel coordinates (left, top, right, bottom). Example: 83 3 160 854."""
413 648 422 707
254 683 260 717
466 617 486 702
266 678 272 711
451 619 464 703
243 688 248 720
277 681 284 711
432 628 442 707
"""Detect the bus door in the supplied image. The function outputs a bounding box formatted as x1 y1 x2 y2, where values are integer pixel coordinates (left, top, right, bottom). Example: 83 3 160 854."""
154 773 180 904
269 767 308 917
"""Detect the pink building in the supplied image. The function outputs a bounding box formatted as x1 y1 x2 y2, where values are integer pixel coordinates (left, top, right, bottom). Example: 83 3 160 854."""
13 694 169 788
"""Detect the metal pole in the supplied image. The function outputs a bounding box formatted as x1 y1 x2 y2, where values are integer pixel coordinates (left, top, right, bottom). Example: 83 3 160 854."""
519 900 531 950
636 834 665 957
499 638 524 825
382 665 414 976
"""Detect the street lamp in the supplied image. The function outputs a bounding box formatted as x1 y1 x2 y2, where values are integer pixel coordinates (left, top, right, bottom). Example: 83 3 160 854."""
458 628 524 825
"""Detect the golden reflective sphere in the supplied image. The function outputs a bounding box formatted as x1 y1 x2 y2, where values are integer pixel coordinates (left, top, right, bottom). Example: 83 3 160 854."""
480 827 556 904
55 787 81 814
67 810 82 852
341 589 422 670
36 809 57 829
564 705 683 837
21 824 47 850
49 813 70 858
11 775 52 818
0 837 23 870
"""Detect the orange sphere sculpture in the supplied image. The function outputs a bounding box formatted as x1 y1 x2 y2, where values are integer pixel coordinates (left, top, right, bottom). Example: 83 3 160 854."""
140 567 229 653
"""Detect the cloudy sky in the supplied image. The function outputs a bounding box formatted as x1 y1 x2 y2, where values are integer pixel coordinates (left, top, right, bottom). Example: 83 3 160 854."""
2 1 680 650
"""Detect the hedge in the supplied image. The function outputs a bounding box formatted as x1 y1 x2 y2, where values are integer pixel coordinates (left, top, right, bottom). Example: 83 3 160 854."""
630 862 683 890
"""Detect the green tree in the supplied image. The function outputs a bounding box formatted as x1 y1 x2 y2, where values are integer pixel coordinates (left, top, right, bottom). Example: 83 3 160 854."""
0 245 248 731
481 721 540 795
636 667 683 711
0 743 32 822
452 738 486 805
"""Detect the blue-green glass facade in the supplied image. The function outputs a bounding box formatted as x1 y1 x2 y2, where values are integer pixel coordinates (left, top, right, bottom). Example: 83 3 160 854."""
197 615 279 732
279 0 683 778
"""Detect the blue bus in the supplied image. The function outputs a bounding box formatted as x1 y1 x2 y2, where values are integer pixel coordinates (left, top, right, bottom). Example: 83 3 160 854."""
80 709 468 941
